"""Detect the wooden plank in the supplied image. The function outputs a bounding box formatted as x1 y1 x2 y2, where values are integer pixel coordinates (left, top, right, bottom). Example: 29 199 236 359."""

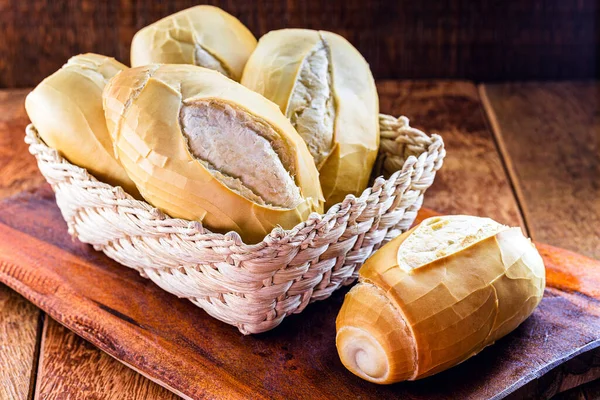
1 1 598 88
0 285 40 400
36 318 178 400
0 89 42 400
2 82 597 398
480 82 599 260
554 378 600 400
378 81 523 227
480 81 600 398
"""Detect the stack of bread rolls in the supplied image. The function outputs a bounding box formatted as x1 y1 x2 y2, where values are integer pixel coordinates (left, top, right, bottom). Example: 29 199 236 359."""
26 5 379 243
25 5 545 384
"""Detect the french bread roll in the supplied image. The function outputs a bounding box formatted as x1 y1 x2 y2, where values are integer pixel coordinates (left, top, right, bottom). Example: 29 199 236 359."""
25 53 139 197
130 5 257 81
241 29 379 207
336 215 546 384
103 64 324 244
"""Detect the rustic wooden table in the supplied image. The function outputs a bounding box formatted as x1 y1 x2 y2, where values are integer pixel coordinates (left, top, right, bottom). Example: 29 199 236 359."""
0 81 598 399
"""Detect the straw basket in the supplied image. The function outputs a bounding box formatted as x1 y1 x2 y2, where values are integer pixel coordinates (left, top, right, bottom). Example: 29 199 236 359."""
25 114 445 334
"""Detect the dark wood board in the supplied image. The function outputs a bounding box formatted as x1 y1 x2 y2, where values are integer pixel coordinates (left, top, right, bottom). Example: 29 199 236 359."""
1 81 598 398
0 186 598 400
1 0 598 88
2 80 596 398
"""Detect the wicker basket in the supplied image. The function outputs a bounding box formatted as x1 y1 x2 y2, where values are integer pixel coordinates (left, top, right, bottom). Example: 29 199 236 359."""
25 114 445 334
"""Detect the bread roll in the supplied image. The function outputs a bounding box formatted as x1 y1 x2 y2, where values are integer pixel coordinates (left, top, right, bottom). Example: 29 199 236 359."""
130 5 257 81
103 64 324 244
336 215 545 384
241 29 379 207
25 53 139 197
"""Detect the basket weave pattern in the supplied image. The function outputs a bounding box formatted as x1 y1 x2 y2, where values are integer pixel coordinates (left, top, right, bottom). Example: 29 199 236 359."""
25 114 445 334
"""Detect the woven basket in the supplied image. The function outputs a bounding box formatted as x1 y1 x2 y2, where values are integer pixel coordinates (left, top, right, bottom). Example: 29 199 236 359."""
25 114 445 334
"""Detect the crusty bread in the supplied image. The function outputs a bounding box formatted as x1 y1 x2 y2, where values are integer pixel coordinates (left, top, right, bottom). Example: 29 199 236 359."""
103 64 324 244
241 29 379 207
25 53 140 197
130 5 257 81
336 215 546 384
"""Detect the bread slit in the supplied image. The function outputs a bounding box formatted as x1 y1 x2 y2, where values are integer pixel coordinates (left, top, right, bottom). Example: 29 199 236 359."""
180 100 302 209
397 216 508 271
286 36 335 168
194 44 231 78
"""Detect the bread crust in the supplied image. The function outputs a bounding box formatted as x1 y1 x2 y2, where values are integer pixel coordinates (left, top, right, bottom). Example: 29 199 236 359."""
336 215 546 383
25 53 140 197
241 29 379 207
103 64 324 244
130 5 257 81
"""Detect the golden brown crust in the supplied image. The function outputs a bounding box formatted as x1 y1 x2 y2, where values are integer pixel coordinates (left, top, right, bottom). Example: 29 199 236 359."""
25 53 140 198
130 5 257 81
241 29 379 208
336 282 416 383
103 64 324 244
336 216 546 383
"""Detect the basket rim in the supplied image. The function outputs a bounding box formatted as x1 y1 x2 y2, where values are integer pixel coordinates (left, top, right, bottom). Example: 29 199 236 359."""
25 114 445 252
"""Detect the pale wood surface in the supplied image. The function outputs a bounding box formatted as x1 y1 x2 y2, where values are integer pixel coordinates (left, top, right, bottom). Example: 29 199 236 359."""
0 89 45 197
0 285 39 400
555 378 600 399
0 82 597 398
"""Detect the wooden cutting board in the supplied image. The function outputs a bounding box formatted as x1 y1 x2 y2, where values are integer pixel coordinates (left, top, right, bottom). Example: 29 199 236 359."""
0 185 598 400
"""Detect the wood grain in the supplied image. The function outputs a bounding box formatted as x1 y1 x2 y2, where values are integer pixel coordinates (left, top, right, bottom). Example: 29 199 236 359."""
480 81 600 398
0 89 45 197
480 82 600 260
378 81 523 227
0 88 42 400
36 318 178 400
0 286 40 400
554 378 600 400
1 0 598 88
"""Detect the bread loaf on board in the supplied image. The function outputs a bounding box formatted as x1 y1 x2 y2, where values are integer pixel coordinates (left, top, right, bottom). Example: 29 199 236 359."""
130 6 257 81
241 29 379 207
103 64 324 244
25 53 140 197
336 215 546 384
